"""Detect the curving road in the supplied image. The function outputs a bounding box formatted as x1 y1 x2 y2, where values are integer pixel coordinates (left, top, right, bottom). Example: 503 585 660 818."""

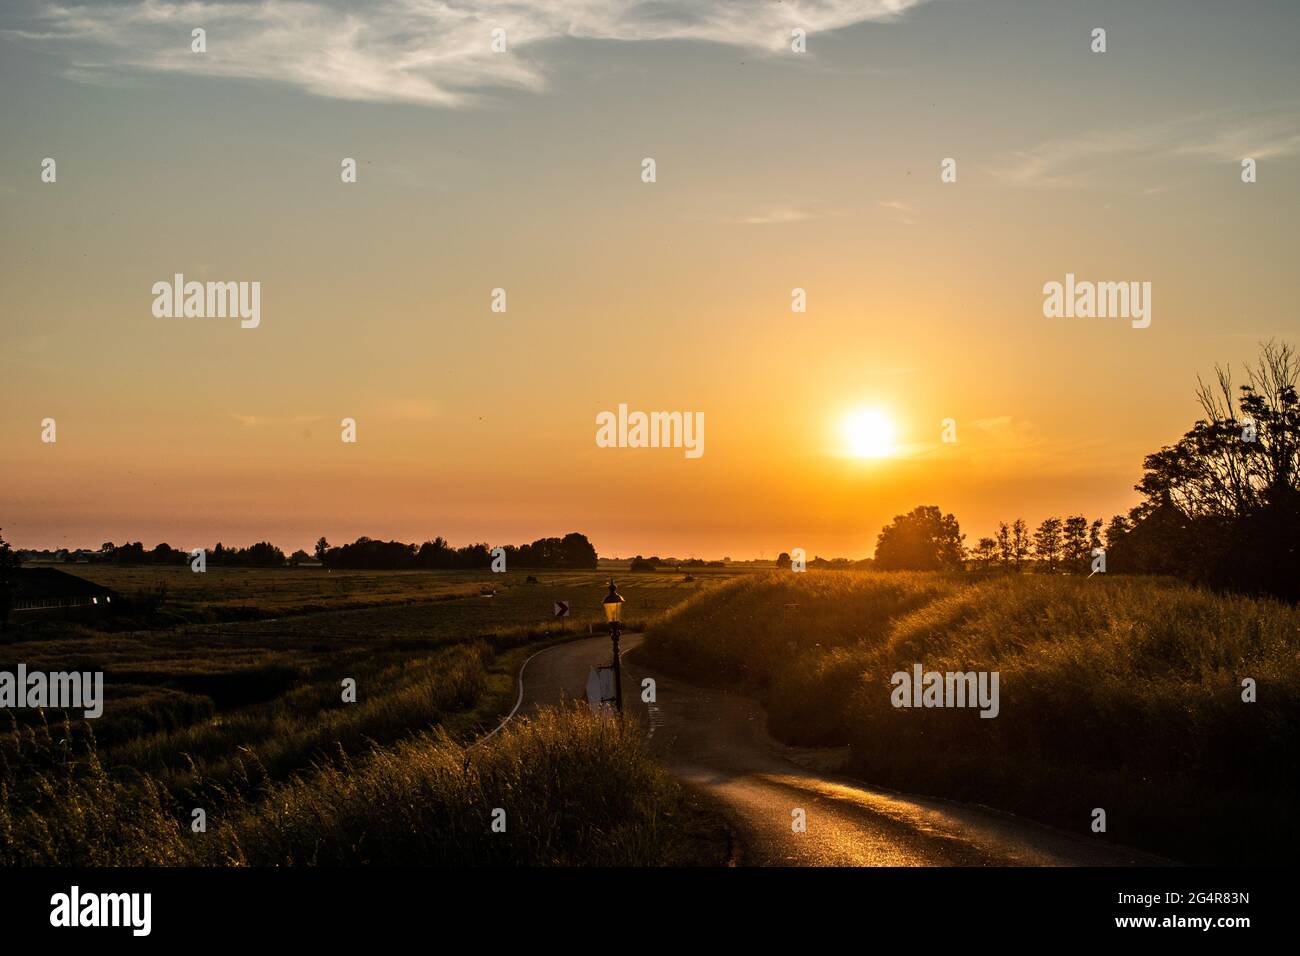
516 633 1168 867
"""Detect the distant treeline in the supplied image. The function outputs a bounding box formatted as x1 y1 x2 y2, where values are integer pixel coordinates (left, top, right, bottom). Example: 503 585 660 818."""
20 540 294 567
773 553 874 571
13 533 600 572
316 533 597 570
627 555 733 571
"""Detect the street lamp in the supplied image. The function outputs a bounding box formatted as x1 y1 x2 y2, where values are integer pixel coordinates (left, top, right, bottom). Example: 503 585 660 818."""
602 581 625 713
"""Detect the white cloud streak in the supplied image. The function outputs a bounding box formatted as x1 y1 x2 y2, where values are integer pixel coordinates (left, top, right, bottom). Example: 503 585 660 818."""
11 0 930 107
997 112 1300 188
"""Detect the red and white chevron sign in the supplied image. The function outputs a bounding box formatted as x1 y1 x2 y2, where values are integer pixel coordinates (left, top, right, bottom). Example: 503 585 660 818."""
553 600 570 618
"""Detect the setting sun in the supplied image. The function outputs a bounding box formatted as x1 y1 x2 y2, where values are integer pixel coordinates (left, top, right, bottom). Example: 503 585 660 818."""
842 409 898 459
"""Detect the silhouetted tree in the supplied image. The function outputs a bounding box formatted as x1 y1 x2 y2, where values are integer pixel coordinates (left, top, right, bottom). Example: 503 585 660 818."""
114 541 146 564
149 542 180 564
1104 514 1131 551
416 536 453 569
1033 518 1063 573
0 529 15 631
874 506 965 571
1011 519 1031 571
1062 515 1090 573
973 537 998 570
1120 340 1299 599
996 522 1012 569
560 532 598 569
1137 341 1297 521
0 528 17 574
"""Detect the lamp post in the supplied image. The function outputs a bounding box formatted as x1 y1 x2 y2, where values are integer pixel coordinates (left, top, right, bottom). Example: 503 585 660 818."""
602 581 625 713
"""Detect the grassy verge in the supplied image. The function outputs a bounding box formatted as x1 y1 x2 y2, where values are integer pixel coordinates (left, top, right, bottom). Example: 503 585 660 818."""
1 707 725 866
640 570 1300 863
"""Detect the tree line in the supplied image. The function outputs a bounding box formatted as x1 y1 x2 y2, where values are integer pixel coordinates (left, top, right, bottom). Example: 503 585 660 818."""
872 342 1298 601
64 540 293 567
13 532 599 572
314 532 597 570
966 515 1106 574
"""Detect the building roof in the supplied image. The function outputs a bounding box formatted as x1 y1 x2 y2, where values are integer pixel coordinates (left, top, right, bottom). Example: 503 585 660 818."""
3 567 119 600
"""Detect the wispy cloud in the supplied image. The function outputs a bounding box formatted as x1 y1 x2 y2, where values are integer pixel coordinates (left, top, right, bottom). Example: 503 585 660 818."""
997 112 1300 188
721 197 847 225
725 207 816 226
1173 116 1300 163
998 127 1160 189
877 199 915 225
9 0 931 108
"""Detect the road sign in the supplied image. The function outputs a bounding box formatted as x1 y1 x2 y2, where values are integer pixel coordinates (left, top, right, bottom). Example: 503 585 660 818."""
586 665 616 711
553 600 570 618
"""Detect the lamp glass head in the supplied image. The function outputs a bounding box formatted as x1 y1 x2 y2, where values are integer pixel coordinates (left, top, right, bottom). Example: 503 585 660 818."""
603 582 624 623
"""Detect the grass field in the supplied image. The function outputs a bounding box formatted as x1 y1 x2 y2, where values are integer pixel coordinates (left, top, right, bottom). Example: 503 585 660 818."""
641 570 1300 864
66 564 741 625
0 566 741 865
4 568 734 753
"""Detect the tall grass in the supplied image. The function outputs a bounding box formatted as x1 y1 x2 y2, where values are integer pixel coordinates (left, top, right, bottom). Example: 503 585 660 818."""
108 643 491 792
227 707 679 866
0 717 195 866
1 708 692 866
643 570 1300 862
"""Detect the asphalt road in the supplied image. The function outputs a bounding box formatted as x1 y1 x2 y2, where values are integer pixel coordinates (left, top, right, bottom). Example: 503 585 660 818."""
516 633 1167 867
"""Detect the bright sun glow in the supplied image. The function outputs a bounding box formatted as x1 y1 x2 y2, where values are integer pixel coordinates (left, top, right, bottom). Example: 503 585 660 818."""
842 408 897 459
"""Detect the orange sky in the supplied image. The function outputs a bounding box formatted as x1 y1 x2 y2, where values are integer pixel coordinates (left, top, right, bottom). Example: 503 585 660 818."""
2 0 1298 558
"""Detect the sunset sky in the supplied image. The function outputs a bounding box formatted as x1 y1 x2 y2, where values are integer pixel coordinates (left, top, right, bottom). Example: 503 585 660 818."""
2 0 1298 559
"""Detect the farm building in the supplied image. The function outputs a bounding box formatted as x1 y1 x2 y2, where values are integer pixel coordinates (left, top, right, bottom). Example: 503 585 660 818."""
1 567 120 623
